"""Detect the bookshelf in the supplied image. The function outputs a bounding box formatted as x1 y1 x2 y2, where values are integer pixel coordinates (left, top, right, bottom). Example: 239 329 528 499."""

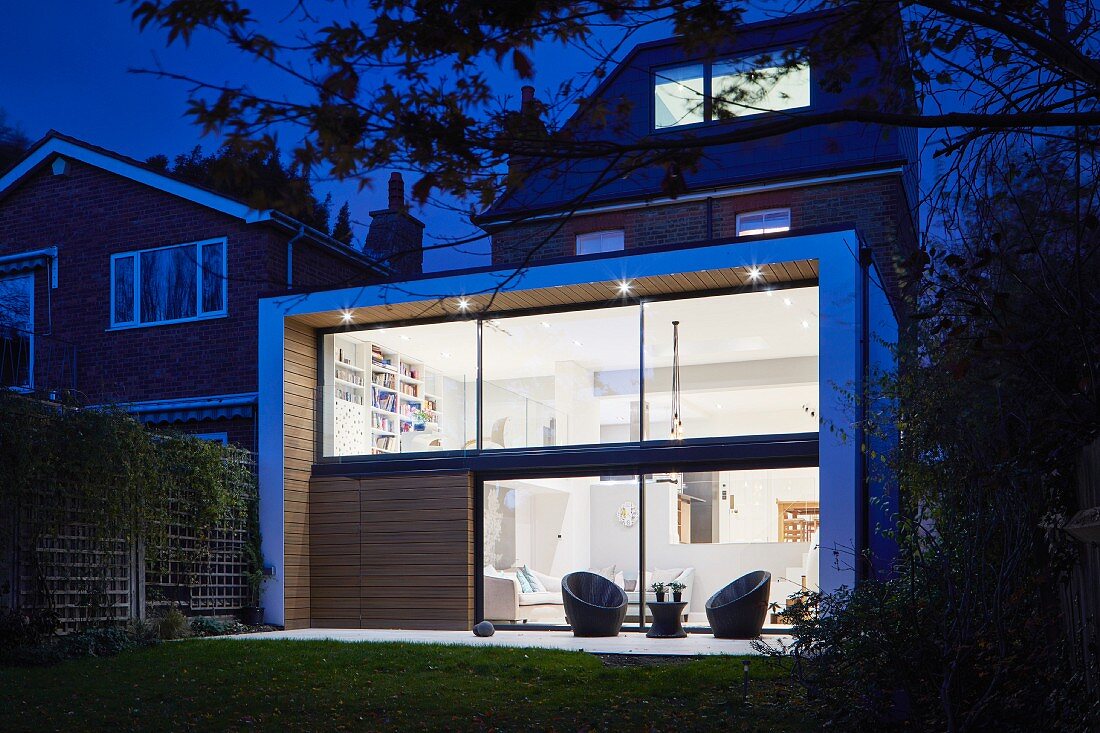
324 333 443 456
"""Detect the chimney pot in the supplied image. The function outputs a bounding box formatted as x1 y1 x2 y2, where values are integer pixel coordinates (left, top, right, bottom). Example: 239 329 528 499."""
521 85 535 105
387 171 405 211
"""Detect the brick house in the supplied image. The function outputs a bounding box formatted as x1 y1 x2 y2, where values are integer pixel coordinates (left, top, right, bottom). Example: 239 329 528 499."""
0 132 408 450
254 11 910 632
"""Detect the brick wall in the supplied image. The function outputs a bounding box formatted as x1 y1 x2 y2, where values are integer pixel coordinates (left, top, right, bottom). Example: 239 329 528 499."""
0 158 376 447
490 175 918 307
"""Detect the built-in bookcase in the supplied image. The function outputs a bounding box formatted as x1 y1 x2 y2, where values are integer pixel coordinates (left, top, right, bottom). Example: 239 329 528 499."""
323 333 443 456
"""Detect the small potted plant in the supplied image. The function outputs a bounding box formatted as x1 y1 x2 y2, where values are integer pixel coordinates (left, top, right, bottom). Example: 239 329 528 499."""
668 580 686 603
650 581 667 602
412 408 432 431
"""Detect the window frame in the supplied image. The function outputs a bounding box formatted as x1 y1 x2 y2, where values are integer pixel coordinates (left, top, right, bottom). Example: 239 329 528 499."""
109 237 228 329
0 271 35 391
736 208 792 236
652 52 811 132
575 229 625 256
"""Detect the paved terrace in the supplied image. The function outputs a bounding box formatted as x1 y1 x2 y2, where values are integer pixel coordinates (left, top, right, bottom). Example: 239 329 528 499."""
227 628 792 656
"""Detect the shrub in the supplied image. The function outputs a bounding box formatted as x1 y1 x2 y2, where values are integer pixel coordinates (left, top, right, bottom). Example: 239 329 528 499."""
155 607 191 640
0 609 59 654
189 616 231 637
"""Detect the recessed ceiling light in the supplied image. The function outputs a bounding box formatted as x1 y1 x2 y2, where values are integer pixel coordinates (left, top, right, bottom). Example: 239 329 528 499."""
801 320 810 329
617 280 632 294
540 321 551 328
456 297 470 311
747 266 763 281
340 310 353 323
715 403 723 409
440 351 452 358
783 297 793 307
400 335 410 341
572 340 583 347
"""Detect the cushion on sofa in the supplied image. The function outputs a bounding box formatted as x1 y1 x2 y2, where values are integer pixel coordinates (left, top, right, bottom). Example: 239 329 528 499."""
530 569 563 593
521 566 546 592
515 568 534 593
517 591 563 606
653 568 683 584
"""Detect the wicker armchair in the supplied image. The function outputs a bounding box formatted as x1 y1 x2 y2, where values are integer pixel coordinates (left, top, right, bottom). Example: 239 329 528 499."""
561 571 628 637
705 571 772 639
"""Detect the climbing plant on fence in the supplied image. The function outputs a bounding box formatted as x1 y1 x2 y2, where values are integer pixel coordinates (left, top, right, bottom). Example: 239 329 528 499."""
0 392 256 628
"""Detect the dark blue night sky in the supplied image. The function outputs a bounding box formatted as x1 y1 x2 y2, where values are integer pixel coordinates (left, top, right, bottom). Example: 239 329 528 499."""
0 3 799 271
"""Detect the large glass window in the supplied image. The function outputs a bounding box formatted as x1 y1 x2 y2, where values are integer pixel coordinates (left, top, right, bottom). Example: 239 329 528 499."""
480 306 639 450
483 475 641 626
0 273 33 388
654 54 810 129
643 288 818 441
111 238 227 327
481 467 818 628
320 321 477 457
654 63 705 129
320 285 819 458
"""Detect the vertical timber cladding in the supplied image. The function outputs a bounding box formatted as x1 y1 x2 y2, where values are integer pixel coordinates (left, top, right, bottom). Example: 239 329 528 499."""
309 471 475 630
283 319 317 630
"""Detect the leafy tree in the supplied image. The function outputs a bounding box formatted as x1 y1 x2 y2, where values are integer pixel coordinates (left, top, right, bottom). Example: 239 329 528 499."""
331 201 355 246
127 0 1099 214
146 144 333 232
0 109 30 172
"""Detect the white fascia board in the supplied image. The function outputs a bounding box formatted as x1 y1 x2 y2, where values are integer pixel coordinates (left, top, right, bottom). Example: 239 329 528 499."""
0 138 272 223
261 230 855 318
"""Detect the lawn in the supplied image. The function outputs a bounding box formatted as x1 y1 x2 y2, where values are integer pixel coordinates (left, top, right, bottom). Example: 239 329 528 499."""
1 640 815 731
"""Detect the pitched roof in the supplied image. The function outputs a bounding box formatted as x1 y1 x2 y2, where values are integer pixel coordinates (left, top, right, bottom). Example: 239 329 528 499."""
0 131 390 275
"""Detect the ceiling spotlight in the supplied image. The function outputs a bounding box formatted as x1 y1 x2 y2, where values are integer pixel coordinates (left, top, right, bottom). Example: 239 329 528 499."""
340 310 353 323
540 321 551 329
617 280 632 294
572 340 583 347
715 403 723 409
400 335 411 341
747 266 763 282
440 351 452 358
801 320 810 329
783 297 793 307
456 297 470 311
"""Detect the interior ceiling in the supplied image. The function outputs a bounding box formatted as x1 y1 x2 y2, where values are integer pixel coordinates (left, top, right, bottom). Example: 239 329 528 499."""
291 259 818 330
335 284 819 382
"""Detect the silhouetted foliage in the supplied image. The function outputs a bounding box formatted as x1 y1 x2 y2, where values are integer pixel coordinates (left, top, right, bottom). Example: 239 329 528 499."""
0 110 30 172
331 201 354 246
146 144 333 232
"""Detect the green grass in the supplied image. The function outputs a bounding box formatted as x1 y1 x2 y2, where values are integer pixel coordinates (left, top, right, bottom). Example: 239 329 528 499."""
1 640 816 731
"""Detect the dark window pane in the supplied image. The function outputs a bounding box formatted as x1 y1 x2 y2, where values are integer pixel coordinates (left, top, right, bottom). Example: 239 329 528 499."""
113 255 135 323
0 274 33 387
140 245 197 323
201 242 224 313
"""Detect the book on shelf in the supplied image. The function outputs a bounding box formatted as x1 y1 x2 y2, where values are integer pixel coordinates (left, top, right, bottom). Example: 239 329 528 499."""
374 435 397 452
372 390 398 412
373 371 396 389
400 382 419 397
335 367 363 385
400 363 420 380
337 388 363 404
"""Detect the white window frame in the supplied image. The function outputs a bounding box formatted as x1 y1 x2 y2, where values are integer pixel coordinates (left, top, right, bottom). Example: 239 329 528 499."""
736 208 791 236
109 237 228 329
575 230 625 256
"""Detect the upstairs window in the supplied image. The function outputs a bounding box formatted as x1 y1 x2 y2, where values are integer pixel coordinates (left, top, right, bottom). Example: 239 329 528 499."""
736 208 791 236
575 230 625 255
654 54 810 129
111 238 227 328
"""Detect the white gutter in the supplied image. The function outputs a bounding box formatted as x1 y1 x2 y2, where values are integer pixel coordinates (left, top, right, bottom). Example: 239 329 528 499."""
485 166 907 225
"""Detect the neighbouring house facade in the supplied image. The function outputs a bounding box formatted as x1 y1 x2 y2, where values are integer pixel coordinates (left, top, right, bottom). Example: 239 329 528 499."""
0 132 396 450
257 12 913 631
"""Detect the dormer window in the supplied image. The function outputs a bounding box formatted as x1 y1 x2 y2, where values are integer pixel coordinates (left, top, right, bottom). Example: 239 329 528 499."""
737 208 791 236
654 55 810 130
575 230 625 255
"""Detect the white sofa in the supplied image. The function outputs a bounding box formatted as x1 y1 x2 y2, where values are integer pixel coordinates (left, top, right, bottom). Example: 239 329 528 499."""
483 567 565 623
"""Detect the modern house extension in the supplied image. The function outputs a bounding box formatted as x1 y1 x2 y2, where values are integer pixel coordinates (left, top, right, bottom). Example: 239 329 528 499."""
259 228 898 630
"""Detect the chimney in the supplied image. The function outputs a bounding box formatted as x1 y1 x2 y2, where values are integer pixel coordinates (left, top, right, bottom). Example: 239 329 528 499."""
363 172 425 277
506 86 548 180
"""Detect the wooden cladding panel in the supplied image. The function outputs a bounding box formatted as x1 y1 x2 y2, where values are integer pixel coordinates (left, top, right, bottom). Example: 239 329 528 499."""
283 319 317 630
309 471 474 630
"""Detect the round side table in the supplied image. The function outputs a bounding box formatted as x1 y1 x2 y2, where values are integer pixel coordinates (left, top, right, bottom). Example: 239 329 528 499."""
646 600 688 638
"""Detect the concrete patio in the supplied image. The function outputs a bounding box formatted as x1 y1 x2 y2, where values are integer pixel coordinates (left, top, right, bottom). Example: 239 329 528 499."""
226 627 792 656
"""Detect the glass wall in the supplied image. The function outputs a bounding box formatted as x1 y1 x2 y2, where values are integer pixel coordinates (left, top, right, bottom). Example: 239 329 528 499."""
481 467 819 628
319 285 819 458
320 321 477 457
480 306 639 449
643 289 818 440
